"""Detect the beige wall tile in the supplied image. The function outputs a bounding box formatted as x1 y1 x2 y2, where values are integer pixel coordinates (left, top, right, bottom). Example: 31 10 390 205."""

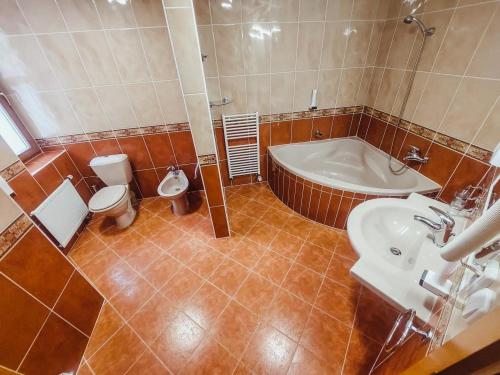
57 0 101 31
424 0 458 12
96 85 138 130
17 0 66 32
365 67 383 108
373 68 404 114
140 27 178 81
0 35 59 92
356 67 374 105
210 0 242 24
293 70 318 111
66 88 109 133
467 7 500 79
473 98 500 151
318 69 341 109
246 74 270 114
198 25 218 77
184 94 215 155
0 190 23 234
194 0 211 25
418 10 454 72
337 68 364 107
386 21 418 69
300 0 328 22
440 77 500 143
127 83 164 127
132 0 166 27
73 31 121 86
401 71 429 121
0 0 30 34
164 0 192 7
243 23 271 74
167 8 206 94
155 80 189 124
0 135 19 171
271 72 294 114
107 29 150 83
321 21 349 69
219 76 247 115
326 0 353 21
270 0 299 22
242 0 273 22
365 20 384 66
213 24 244 76
374 20 396 67
271 22 298 73
296 22 324 70
352 0 380 21
433 2 496 75
412 73 460 131
344 21 373 67
94 0 135 28
38 33 90 89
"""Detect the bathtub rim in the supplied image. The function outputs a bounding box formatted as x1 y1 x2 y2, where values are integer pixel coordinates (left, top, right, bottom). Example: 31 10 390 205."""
268 137 441 196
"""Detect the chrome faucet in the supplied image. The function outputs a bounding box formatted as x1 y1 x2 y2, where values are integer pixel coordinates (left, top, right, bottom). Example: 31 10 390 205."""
403 146 429 164
168 165 180 176
313 129 323 138
414 206 455 247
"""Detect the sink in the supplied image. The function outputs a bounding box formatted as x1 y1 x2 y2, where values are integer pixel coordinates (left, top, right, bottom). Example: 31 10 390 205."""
347 193 465 322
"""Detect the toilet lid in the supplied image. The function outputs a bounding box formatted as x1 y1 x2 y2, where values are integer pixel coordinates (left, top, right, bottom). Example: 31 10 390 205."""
89 185 127 212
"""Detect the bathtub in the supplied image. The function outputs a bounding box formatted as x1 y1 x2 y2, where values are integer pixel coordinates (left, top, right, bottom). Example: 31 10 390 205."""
268 137 441 229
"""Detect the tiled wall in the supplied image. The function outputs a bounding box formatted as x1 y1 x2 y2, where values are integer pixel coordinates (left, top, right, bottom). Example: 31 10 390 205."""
0 0 187 141
357 108 494 204
163 1 230 237
0 195 102 373
363 0 500 152
194 0 387 118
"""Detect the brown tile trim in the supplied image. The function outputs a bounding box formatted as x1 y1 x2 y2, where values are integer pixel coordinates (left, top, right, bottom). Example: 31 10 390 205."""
209 205 230 238
0 214 33 259
200 164 224 207
363 106 492 163
36 123 191 147
0 160 26 182
212 106 364 128
198 154 217 166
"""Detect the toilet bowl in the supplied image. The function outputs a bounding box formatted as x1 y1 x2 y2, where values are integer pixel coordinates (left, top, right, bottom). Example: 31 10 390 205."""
88 154 136 229
158 169 190 215
88 184 136 229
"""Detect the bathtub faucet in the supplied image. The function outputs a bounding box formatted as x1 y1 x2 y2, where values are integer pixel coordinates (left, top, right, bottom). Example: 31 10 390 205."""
403 146 429 164
314 129 323 138
414 206 455 247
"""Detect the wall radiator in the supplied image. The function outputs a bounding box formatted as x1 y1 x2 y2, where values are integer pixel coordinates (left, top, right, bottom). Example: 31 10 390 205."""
31 177 89 247
222 112 261 180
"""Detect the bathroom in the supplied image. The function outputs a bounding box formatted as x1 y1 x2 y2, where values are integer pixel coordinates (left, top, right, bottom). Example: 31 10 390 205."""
0 0 499 373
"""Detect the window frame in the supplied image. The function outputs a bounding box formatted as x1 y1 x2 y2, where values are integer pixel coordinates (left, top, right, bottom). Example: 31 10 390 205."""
0 94 40 162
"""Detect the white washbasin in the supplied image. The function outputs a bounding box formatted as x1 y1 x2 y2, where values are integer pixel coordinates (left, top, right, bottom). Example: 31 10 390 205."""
347 193 465 322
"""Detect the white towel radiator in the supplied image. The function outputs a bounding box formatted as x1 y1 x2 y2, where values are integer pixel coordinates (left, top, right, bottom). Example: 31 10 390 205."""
222 112 261 180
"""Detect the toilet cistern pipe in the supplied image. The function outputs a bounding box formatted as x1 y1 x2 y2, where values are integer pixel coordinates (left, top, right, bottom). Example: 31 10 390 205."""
309 89 318 110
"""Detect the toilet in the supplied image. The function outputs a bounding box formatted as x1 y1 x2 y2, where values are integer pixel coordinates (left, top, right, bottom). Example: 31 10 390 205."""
88 154 136 229
158 168 190 215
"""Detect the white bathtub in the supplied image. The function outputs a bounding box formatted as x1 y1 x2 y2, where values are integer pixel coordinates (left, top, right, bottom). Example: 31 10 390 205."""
268 137 441 196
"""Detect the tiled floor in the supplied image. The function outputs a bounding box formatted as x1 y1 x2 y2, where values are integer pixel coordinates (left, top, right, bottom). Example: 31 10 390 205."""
70 183 398 375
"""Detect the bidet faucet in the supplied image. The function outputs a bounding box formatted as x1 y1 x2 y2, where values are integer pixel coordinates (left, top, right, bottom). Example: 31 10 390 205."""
414 206 455 247
403 146 429 164
168 165 180 176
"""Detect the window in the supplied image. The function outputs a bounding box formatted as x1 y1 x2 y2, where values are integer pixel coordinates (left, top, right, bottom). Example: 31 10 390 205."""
0 94 39 161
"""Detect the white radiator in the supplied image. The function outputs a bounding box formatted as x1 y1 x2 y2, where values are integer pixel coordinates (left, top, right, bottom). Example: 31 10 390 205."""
222 112 261 179
31 178 89 247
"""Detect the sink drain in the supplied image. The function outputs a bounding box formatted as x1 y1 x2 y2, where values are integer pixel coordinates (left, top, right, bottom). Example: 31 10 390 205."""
390 247 402 256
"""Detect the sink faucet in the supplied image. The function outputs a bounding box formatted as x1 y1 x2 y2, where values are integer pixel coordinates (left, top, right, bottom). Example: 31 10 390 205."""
414 206 455 247
168 165 180 176
403 146 429 164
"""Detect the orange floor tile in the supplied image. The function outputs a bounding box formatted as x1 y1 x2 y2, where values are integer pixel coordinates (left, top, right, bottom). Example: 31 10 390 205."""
70 184 398 374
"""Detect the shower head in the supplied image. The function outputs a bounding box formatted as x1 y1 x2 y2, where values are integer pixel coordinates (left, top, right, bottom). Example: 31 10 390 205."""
403 15 435 36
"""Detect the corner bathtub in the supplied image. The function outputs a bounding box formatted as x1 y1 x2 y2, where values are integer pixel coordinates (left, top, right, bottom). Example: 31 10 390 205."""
268 137 440 229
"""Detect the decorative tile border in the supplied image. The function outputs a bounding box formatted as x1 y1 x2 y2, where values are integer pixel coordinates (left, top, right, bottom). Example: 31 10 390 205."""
363 106 492 163
36 122 191 147
0 160 26 182
198 154 217 166
212 106 364 128
0 214 33 259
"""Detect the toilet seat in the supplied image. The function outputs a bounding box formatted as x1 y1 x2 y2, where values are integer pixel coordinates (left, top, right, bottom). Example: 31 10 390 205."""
89 185 127 212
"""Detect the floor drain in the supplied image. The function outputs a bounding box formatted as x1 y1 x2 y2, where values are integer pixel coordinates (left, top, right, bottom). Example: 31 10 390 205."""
390 247 402 256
